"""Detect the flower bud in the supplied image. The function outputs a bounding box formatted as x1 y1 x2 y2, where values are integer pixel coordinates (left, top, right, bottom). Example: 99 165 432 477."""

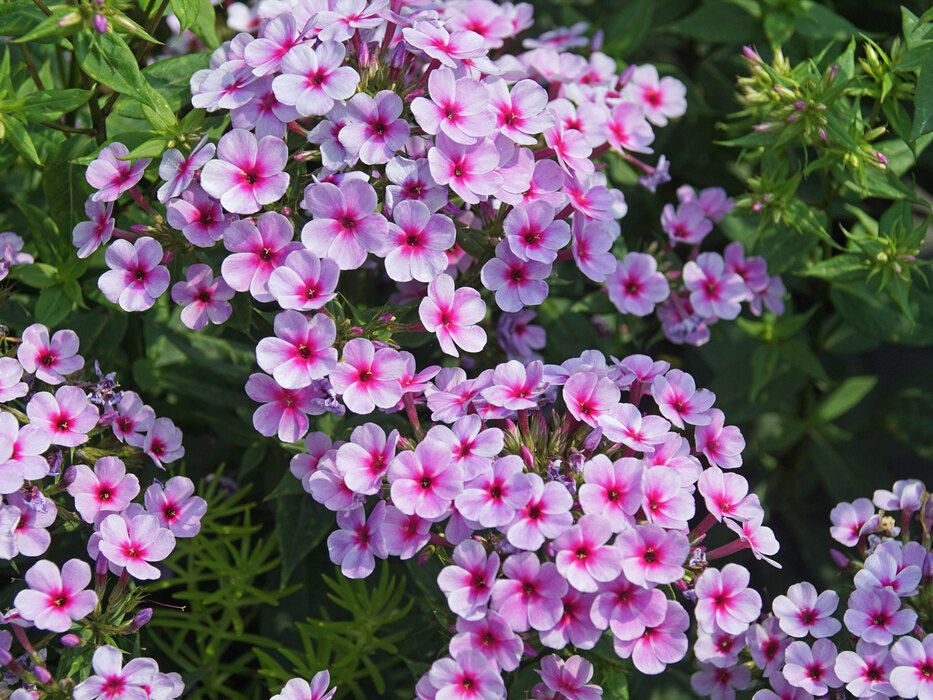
829 549 849 570
92 13 108 33
128 608 153 632
60 634 81 648
33 666 52 684
60 465 77 488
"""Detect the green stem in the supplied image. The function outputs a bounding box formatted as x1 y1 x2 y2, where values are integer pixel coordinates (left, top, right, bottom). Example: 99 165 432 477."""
30 0 53 16
18 45 45 91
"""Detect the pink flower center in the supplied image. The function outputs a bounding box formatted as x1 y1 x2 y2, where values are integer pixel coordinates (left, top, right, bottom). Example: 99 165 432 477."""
358 369 373 383
297 344 312 359
526 504 541 520
38 351 56 367
763 639 779 660
921 663 933 678
419 476 432 490
872 613 890 627
642 547 657 563
97 487 112 502
103 676 125 696
645 88 662 107
199 210 214 225
606 489 620 502
574 546 589 560
133 268 147 283
55 416 71 432
807 664 824 681
460 676 475 691
258 247 274 262
151 440 165 457
123 544 142 560
163 505 178 521
866 665 883 681
197 289 212 303
503 110 518 126
799 609 816 625
489 485 502 500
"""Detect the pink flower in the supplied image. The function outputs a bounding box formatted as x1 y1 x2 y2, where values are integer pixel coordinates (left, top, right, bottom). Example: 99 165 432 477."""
683 252 747 321
67 456 140 523
331 339 404 415
243 15 303 76
455 455 531 527
783 639 842 696
26 386 99 447
450 612 523 672
402 21 485 68
482 360 544 411
843 588 917 645
695 409 745 469
0 357 27 402
746 617 789 678
615 523 688 588
271 671 336 700
488 78 552 145
544 124 594 176
72 644 157 700
694 564 762 635
170 264 234 330
144 476 207 538
506 473 573 550
385 156 448 213
695 628 743 668
680 185 734 222
597 403 671 452
536 655 601 700
86 143 150 202
156 136 215 202
438 539 499 620
312 0 386 42
13 559 97 633
491 552 567 632
411 68 492 145
327 501 387 579
200 129 289 214
427 650 505 700
165 184 231 247
231 75 300 139
661 202 712 246
563 372 620 428
481 241 551 312
428 133 502 205
17 323 84 385
855 543 923 596
111 391 154 446
388 439 464 521
578 455 643 532
606 101 654 154
651 369 714 428
419 274 487 357
335 423 398 496
385 200 455 283
724 242 769 298
723 513 781 566
0 415 50 492
612 599 690 675
642 465 696 529
268 250 340 311
622 65 687 126
3 491 56 557
222 212 301 303
772 582 841 639
142 417 185 468
540 587 601 650
99 238 170 312
553 514 623 592
830 498 886 550
382 506 431 560
245 373 317 443
339 90 410 165
698 467 760 522
427 415 503 481
98 512 176 580
300 180 388 270
72 198 114 258
607 252 669 318
272 41 359 116
690 663 751 700
503 201 570 265
890 634 933 700
835 641 896 699
256 310 338 390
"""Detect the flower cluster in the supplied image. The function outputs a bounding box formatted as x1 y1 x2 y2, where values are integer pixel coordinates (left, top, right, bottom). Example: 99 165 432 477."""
0 323 205 697
287 350 776 696
685 477 933 700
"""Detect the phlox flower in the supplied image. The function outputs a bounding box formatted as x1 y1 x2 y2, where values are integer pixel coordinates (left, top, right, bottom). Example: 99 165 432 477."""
562 371 620 428
386 200 456 283
427 650 505 700
412 68 493 145
145 476 207 538
0 415 50 492
438 539 499 620
652 369 714 428
112 391 154 446
99 238 170 312
382 506 431 560
428 133 502 205
564 174 616 222
615 523 688 588
330 339 404 415
427 415 503 481
695 628 744 668
695 409 745 469
606 101 654 154
67 456 140 523
752 673 816 700
398 351 441 399
72 199 114 258
855 544 923 596
190 65 256 114
498 310 546 361
746 617 789 678
156 136 215 203
606 252 670 317
750 275 786 317
165 184 231 247
200 129 289 214
335 423 399 496
271 671 336 700
597 403 671 452
578 455 643 532
690 663 751 700
305 455 358 513
488 78 552 145
13 559 97 633
829 497 879 547
553 514 623 593
98 512 176 580
142 417 185 468
874 478 926 513
536 655 601 700
72 644 157 700
482 360 544 411
272 41 359 116
419 274 487 357
569 218 618 284
243 14 303 76
544 124 594 176
327 501 387 579
679 186 734 222
622 64 687 126
450 611 523 672
835 641 896 699
245 373 317 443
339 90 410 165
223 211 300 303
661 201 712 246
612 599 690 675
455 455 531 528
783 639 842 696
506 473 573 550
269 250 339 311
385 156 448 214
231 75 301 139
301 180 388 270
843 588 917 645
503 201 570 264
256 310 338 390
86 143 150 202
641 454 698 507
388 438 464 521
723 513 781 567
426 369 493 423
26 386 99 447
403 21 485 68
724 242 769 299
539 586 601 650
771 582 841 638
890 634 933 700
170 264 234 330
3 491 56 557
0 231 33 280
17 323 83 385
312 0 386 42
694 564 762 635
289 432 333 483
491 552 567 632
683 252 747 321
0 357 28 402
698 467 760 522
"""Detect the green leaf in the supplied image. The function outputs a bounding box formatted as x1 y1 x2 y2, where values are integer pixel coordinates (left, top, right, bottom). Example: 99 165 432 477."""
14 5 79 43
0 115 41 165
795 2 859 39
35 285 73 327
189 0 219 49
170 0 200 33
9 263 58 289
779 339 829 383
44 135 96 245
124 136 171 159
74 32 154 109
144 53 210 112
662 2 761 43
275 493 332 586
799 254 866 280
817 376 877 423
19 89 91 122
0 3 47 36
912 52 933 139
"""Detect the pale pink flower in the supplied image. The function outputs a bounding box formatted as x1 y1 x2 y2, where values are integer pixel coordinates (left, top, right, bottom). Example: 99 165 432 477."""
642 464 696 529
427 650 505 700
256 310 338 390
783 639 842 696
503 201 570 264
844 588 917 645
606 253 669 317
661 202 712 246
156 136 215 203
339 90 410 165
111 391 154 446
488 78 552 145
144 476 207 538
98 238 170 312
165 184 231 247
746 617 789 678
72 645 157 700
412 68 493 145
835 641 895 699
243 14 303 76
428 133 502 205
694 564 762 635
26 386 99 447
245 373 317 443
622 64 687 126
450 612 523 672
419 274 487 357
330 339 404 415
482 360 544 411
506 473 573 550
386 200 456 283
0 357 27 403
598 403 671 452
437 539 499 620
17 323 83 385
402 21 485 68
772 582 841 639
578 455 643 532
13 559 97 633
536 655 601 700
606 101 654 153
4 491 56 557
890 634 933 700
222 211 300 303
455 455 531 528
723 513 781 567
200 129 289 214
683 252 747 321
67 457 140 523
300 180 388 270
142 417 185 469
72 199 114 258
268 250 340 311
612 599 690 675
695 628 743 668
615 523 689 587
388 439 464 521
170 264 234 330
327 501 387 579
698 467 760 522
651 369 715 428
695 409 745 469
98 512 176 580
86 143 150 202
270 671 336 700
691 663 752 700
553 514 623 593
563 371 620 428
335 423 398 496
272 41 359 116
0 416 50 492
491 552 567 632
382 505 431 560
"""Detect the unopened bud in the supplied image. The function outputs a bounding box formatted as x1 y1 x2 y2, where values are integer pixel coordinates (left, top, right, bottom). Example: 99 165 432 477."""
128 608 153 632
33 666 52 684
92 13 108 33
829 549 849 569
742 45 761 63
590 29 603 53
348 326 363 337
519 445 535 470
60 634 81 648
57 10 81 27
60 465 77 488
